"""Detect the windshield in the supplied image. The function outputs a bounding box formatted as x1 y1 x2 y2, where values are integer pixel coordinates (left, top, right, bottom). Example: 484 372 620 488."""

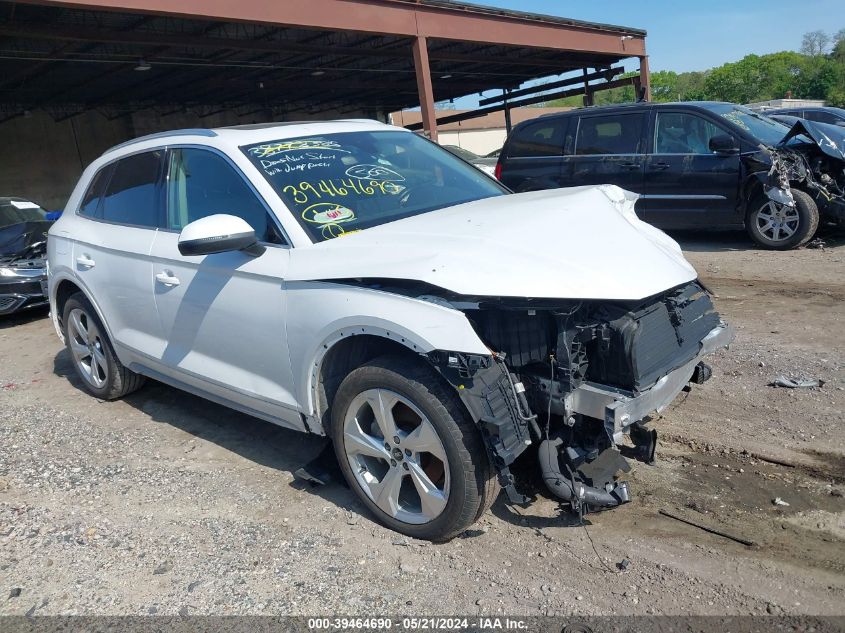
241 131 507 242
699 103 791 146
0 199 47 229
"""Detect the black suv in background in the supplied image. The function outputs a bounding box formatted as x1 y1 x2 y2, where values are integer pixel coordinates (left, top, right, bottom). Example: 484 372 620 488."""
495 101 845 249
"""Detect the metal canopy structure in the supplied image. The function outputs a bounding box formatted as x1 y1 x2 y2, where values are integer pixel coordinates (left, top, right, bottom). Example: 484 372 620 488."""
0 0 648 137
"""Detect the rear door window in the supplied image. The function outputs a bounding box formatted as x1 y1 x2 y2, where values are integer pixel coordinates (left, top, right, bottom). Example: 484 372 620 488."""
575 113 644 155
507 120 565 157
100 151 163 227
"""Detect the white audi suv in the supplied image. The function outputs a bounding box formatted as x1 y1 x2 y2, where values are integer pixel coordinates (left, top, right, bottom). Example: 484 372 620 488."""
48 120 732 540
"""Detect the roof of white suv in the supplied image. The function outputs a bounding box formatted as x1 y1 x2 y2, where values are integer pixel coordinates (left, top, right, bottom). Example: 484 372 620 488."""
105 119 399 157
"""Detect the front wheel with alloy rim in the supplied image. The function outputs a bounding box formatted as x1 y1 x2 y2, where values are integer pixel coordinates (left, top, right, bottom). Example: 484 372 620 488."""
746 189 819 250
331 355 498 541
62 292 145 400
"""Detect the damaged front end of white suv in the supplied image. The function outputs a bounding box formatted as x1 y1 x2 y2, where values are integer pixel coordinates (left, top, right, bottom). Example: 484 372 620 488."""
291 184 733 515
427 279 732 512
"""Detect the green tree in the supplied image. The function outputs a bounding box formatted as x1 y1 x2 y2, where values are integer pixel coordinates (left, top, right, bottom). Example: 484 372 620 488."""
827 32 845 106
801 30 831 56
537 27 845 108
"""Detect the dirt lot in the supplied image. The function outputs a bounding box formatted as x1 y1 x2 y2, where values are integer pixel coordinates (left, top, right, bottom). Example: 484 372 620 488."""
1 229 844 617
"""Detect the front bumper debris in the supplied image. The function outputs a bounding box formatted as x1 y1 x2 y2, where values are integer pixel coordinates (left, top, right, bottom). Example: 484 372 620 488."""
430 313 735 516
566 322 734 444
428 351 537 504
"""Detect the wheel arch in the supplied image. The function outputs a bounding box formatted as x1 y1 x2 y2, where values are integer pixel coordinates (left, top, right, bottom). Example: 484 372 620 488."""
50 274 116 347
54 277 82 325
741 171 815 216
288 283 490 433
740 173 767 215
309 329 441 435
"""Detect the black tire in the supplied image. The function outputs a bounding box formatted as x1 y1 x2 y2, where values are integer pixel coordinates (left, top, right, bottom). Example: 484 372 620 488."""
62 292 145 400
331 355 498 541
745 189 819 250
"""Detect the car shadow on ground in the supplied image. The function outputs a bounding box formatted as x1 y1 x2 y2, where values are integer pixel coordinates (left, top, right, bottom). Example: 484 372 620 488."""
52 345 597 534
51 347 365 518
0 305 49 330
670 225 845 253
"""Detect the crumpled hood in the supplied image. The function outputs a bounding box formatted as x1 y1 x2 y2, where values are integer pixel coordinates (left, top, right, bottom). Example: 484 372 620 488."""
779 119 845 161
287 185 698 301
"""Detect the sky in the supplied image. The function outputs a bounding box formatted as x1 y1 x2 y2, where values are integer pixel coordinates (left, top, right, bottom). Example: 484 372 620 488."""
446 0 844 108
478 0 844 73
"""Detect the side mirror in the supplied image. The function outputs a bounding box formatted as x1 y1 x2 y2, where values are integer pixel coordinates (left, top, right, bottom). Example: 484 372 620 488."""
709 134 739 155
178 214 265 257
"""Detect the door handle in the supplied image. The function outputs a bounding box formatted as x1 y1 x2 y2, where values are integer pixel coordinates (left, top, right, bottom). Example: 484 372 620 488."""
155 272 180 287
650 162 671 170
618 162 641 170
76 255 95 269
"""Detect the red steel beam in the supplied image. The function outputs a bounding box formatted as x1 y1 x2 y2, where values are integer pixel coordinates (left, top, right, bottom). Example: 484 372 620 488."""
14 0 646 56
404 75 640 130
0 23 614 70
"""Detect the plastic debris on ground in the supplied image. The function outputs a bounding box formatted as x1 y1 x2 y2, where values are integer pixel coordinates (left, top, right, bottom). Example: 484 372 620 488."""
769 376 824 389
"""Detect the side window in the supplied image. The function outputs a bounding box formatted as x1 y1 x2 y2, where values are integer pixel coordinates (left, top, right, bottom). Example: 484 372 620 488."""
654 112 726 155
575 113 644 155
166 148 283 244
507 120 565 158
78 165 111 218
101 151 163 227
805 110 838 124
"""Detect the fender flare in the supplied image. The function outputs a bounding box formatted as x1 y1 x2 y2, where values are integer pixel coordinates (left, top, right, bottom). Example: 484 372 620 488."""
304 322 450 426
49 271 116 347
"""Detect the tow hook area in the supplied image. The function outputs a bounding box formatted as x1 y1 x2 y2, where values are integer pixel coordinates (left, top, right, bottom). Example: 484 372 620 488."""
691 361 713 384
621 423 657 465
539 436 631 513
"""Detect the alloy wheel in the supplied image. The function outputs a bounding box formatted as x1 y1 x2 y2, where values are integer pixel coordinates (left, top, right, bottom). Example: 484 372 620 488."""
67 308 109 389
342 388 450 525
755 200 800 243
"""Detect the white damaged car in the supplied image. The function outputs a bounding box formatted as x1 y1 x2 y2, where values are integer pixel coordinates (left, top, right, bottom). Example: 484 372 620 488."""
48 120 732 540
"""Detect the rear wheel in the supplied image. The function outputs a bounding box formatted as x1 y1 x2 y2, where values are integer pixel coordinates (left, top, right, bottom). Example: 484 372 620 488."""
746 189 818 250
331 355 497 541
62 293 145 400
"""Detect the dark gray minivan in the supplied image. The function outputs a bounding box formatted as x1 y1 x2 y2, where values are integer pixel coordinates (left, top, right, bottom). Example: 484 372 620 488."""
495 101 845 250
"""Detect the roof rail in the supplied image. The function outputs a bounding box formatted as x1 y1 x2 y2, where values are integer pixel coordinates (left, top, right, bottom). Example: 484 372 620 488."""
106 128 217 154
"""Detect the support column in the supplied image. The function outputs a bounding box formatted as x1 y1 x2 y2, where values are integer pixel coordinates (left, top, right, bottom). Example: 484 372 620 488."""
412 35 437 142
582 68 593 107
639 55 651 102
503 88 512 133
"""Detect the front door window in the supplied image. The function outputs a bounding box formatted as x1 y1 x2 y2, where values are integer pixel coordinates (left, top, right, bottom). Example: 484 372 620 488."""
166 148 284 244
654 112 726 154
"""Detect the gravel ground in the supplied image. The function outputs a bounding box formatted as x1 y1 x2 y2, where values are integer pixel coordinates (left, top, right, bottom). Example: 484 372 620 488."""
1 228 843 616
